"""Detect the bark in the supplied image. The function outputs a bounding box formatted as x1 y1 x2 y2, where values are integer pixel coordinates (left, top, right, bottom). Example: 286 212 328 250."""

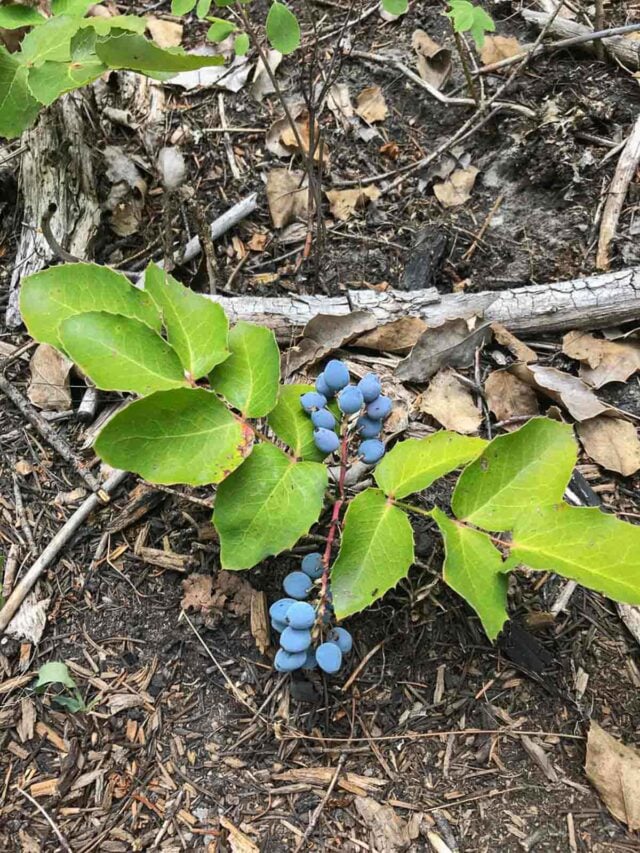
209 267 640 340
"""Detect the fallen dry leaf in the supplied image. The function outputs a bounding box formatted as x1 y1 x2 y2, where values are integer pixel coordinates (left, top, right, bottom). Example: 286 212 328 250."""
266 169 309 228
6 593 50 645
485 370 539 426
250 49 282 101
327 82 355 130
247 232 269 252
355 316 428 354
510 363 613 422
147 16 183 48
434 166 479 208
491 322 537 362
28 344 73 411
585 721 640 831
379 140 400 160
417 369 482 434
395 318 491 382
412 29 451 90
577 417 640 476
355 85 388 123
480 34 523 65
562 330 640 388
354 796 414 851
181 571 253 618
169 52 251 93
284 311 378 375
280 113 329 163
325 186 380 221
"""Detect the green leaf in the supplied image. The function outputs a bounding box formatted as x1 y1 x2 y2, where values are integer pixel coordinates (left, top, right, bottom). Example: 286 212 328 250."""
206 17 236 42
144 263 228 380
213 443 327 569
52 694 86 712
469 6 495 47
381 0 408 15
196 0 213 17
96 388 253 486
451 418 577 531
81 15 148 35
172 0 198 13
234 32 249 55
431 508 508 640
331 489 414 620
59 311 187 394
0 5 45 28
28 58 105 105
51 0 93 15
266 2 300 55
267 383 323 460
36 661 76 689
20 15 83 66
20 263 160 350
510 504 640 606
375 431 487 499
0 47 41 138
209 322 280 418
96 31 224 71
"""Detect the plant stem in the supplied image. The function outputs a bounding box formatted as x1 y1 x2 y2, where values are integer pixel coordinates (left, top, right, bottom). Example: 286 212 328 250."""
452 29 478 102
392 499 434 519
318 419 350 623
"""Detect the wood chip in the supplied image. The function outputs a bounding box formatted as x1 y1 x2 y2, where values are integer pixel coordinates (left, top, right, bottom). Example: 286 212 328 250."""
273 767 386 796
250 589 270 654
219 815 259 853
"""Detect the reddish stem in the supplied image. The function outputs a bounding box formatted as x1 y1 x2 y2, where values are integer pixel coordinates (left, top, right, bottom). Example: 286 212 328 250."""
318 420 350 622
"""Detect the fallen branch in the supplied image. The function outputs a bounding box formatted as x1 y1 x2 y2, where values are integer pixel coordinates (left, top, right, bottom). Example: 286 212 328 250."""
208 267 640 339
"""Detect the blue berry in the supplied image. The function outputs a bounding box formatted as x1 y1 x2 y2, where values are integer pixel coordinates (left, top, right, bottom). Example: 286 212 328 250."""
358 373 382 403
315 373 334 399
338 386 364 414
300 391 327 413
328 627 353 654
314 428 340 455
324 359 350 391
302 650 318 670
283 571 312 600
280 626 312 653
271 618 287 633
359 439 385 465
274 648 306 672
286 601 316 629
316 642 342 674
301 552 323 580
269 598 296 621
356 415 382 439
366 395 392 420
311 408 336 430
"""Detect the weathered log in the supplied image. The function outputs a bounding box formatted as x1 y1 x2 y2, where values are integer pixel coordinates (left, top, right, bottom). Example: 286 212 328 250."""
208 267 640 341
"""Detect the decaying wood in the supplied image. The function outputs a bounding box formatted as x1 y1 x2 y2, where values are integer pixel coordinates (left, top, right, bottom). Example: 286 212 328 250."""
596 117 640 270
6 93 100 328
208 267 640 341
522 10 640 68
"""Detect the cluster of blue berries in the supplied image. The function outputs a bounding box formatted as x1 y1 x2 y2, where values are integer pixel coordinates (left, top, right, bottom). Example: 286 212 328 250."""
269 552 353 674
300 360 392 464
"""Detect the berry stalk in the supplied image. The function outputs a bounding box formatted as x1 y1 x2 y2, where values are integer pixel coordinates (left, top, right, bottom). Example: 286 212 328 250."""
318 418 350 621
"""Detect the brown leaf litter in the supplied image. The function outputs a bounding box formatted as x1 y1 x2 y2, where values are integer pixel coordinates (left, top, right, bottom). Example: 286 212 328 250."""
585 720 640 830
562 329 640 388
181 571 253 619
416 368 482 434
355 85 388 123
434 166 479 208
395 318 492 382
325 185 381 221
484 370 540 427
577 416 640 476
510 362 617 422
266 169 309 228
412 30 452 90
27 343 73 411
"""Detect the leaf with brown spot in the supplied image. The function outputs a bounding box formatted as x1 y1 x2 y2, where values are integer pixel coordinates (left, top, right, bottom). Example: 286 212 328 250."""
354 316 428 355
510 363 615 422
28 343 73 411
480 34 523 66
485 370 539 427
491 322 537 362
266 169 309 228
416 368 481 434
355 85 388 123
325 186 380 221
412 29 451 90
577 416 640 476
434 166 479 208
562 330 640 388
586 721 640 831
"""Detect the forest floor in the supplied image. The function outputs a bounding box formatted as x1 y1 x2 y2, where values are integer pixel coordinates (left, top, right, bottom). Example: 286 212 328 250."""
1 0 640 851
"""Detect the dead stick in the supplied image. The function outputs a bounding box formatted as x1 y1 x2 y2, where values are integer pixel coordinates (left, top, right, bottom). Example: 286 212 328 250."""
2 544 19 600
13 474 35 552
0 372 108 501
0 469 128 634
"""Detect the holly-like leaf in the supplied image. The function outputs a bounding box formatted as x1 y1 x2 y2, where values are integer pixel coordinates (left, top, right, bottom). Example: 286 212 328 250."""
20 263 160 350
0 47 41 138
145 263 228 380
95 32 224 71
36 661 76 689
381 0 408 15
375 432 487 499
452 418 577 531
331 489 414 620
267 383 324 460
0 5 45 28
266 2 300 55
214 442 327 569
20 15 83 65
510 504 640 606
59 311 186 394
207 17 236 42
96 388 253 486
209 321 280 418
431 508 508 640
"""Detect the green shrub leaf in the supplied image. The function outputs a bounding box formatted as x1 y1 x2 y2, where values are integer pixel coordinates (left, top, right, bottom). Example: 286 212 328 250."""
0 6 45 28
375 431 487 499
96 32 224 71
267 383 324 460
209 321 280 417
207 17 236 42
446 0 495 47
0 47 42 138
145 263 229 379
451 418 577 531
59 311 187 394
511 504 640 605
214 443 327 569
234 32 249 55
266 2 300 54
431 508 508 640
28 58 105 105
381 0 408 15
197 0 213 17
331 489 414 619
20 263 160 350
36 661 76 689
96 388 253 485
51 0 93 15
21 15 82 65
172 0 198 14
81 15 148 35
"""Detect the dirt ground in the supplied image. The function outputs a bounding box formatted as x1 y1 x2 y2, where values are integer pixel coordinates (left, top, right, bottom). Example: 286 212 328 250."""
1 0 640 850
